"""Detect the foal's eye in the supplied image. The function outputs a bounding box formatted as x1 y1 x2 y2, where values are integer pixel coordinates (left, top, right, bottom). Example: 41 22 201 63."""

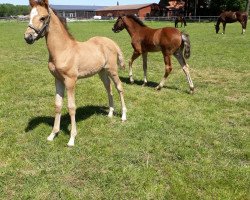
40 17 46 22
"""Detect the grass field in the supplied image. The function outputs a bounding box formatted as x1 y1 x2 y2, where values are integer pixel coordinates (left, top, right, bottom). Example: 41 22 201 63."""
0 20 249 199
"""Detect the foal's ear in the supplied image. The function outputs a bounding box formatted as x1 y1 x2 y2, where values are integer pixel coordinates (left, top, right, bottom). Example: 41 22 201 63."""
29 0 36 7
29 0 49 8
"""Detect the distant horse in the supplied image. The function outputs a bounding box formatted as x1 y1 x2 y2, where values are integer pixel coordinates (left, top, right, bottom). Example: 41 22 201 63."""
24 0 127 146
215 11 248 34
112 15 194 93
175 15 187 28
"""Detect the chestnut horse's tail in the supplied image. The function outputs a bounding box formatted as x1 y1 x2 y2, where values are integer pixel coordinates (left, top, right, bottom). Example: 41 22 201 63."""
181 32 191 59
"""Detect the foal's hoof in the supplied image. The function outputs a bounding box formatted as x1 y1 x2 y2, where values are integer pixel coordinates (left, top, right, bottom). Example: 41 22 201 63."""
142 82 147 87
129 77 134 84
67 138 75 147
155 85 162 91
47 133 56 141
190 88 195 94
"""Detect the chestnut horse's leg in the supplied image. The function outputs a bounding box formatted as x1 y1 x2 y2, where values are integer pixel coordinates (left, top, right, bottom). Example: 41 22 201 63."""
156 53 172 90
174 49 194 93
98 70 114 118
142 52 148 86
65 78 77 147
129 51 141 83
222 22 226 34
47 78 65 141
241 21 247 34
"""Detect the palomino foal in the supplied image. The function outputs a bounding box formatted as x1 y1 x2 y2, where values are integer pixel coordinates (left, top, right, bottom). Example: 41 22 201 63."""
24 0 127 146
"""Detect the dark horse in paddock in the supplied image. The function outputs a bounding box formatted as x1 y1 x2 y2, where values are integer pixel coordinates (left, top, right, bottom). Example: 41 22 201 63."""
215 11 248 34
175 15 187 28
112 15 194 93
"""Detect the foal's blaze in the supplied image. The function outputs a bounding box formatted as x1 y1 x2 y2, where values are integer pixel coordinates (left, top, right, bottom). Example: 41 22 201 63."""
112 15 194 93
24 0 127 146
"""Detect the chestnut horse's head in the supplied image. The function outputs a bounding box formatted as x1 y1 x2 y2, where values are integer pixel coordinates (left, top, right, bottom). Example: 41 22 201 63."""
112 16 126 33
24 0 50 44
214 24 220 34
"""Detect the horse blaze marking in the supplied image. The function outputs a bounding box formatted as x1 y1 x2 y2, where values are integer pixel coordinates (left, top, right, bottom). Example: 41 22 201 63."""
29 8 38 25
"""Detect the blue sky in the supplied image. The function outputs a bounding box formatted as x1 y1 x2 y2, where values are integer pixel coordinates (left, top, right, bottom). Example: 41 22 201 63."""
0 0 159 6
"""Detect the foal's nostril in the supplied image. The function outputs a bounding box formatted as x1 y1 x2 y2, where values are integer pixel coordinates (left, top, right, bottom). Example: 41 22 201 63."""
24 33 34 44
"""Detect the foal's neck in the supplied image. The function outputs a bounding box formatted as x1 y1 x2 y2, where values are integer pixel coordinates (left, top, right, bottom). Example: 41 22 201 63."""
125 18 145 37
45 10 75 59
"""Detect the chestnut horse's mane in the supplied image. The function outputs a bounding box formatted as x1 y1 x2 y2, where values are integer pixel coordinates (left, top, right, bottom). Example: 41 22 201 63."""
51 8 74 39
126 14 147 27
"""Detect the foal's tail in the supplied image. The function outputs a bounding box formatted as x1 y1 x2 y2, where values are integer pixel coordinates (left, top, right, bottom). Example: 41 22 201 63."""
181 32 191 59
114 43 125 70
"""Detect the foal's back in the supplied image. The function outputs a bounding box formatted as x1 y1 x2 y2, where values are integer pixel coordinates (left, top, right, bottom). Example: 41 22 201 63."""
140 27 182 53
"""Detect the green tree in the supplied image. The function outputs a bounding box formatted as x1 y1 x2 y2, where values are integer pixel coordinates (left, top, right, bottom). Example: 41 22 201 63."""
0 4 29 17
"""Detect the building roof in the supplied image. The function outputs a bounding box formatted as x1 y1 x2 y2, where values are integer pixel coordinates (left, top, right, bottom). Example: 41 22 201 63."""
167 1 185 10
96 3 154 11
50 5 106 11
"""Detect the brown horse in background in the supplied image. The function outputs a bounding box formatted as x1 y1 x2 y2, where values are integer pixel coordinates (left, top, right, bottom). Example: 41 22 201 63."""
24 0 127 146
112 15 194 93
215 11 248 34
175 15 187 28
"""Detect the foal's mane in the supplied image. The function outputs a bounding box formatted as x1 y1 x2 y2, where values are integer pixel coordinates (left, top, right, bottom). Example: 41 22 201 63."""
126 14 146 27
51 8 74 40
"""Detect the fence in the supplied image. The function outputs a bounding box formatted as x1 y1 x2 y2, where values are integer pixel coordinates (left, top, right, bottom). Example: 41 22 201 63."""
0 15 240 23
142 16 220 22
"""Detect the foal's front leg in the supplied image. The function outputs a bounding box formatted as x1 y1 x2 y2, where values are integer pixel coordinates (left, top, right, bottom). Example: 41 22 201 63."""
47 78 65 141
222 22 226 34
156 54 172 90
142 52 148 86
129 51 140 83
65 78 77 147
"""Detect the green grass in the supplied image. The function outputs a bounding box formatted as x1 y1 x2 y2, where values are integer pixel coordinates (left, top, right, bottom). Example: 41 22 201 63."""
0 20 249 199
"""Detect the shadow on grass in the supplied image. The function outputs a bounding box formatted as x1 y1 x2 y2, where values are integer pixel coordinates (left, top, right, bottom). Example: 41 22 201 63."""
119 76 180 91
25 105 108 135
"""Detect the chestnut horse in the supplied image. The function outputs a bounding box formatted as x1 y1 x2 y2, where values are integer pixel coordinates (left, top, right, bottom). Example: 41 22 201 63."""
175 15 187 28
215 11 248 34
24 0 127 146
112 15 194 93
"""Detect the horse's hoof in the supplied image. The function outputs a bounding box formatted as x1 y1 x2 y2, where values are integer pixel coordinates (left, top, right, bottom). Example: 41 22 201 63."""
155 86 162 91
190 88 194 94
47 133 56 141
130 80 134 84
67 138 75 147
142 82 147 87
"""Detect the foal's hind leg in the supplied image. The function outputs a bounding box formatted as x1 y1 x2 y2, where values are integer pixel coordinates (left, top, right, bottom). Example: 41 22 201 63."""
98 69 114 118
156 53 172 90
129 51 141 83
108 72 127 121
47 78 65 141
174 49 194 93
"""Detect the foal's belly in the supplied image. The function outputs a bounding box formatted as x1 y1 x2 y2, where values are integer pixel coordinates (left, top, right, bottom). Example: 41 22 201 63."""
76 51 105 78
142 44 162 52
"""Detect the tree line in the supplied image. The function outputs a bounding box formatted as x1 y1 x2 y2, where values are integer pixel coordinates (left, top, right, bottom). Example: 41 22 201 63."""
0 1 249 17
0 4 29 17
159 0 250 16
